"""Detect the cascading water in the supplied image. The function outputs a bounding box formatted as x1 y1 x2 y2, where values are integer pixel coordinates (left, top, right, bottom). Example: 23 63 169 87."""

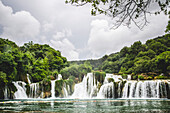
71 73 170 99
9 73 170 99
13 81 28 99
122 80 170 99
4 86 8 99
29 83 40 98
97 74 124 98
50 74 64 98
63 83 69 98
71 73 97 99
27 74 31 84
127 75 131 80
51 80 57 98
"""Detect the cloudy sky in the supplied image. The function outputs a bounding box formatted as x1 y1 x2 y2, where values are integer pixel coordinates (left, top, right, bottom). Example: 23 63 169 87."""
0 0 168 61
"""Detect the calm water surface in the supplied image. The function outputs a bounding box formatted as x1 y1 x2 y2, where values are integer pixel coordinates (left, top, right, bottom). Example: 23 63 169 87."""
0 99 170 113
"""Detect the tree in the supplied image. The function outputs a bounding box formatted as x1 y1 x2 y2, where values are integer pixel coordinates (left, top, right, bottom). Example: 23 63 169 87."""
66 0 169 29
155 51 170 74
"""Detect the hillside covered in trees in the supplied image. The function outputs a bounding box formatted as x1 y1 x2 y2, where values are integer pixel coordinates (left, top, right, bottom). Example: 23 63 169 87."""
70 34 170 79
0 39 68 98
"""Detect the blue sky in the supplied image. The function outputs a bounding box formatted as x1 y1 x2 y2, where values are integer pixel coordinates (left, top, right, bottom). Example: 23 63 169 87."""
0 0 168 60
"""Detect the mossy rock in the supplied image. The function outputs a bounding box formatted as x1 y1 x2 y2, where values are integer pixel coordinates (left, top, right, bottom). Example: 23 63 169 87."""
55 80 64 97
107 78 114 83
94 71 106 84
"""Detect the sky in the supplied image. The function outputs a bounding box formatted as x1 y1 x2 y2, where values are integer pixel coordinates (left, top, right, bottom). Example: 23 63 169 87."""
0 0 168 61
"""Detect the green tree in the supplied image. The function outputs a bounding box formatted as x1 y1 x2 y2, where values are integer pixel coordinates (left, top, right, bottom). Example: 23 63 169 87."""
155 51 170 74
0 52 17 82
0 71 8 85
148 42 167 55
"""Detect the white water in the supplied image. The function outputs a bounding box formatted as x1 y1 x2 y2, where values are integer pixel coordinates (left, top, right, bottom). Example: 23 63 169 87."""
27 74 31 84
71 73 97 99
13 81 28 99
57 74 62 80
97 82 114 98
97 74 124 98
29 83 40 98
122 80 169 99
6 73 170 99
51 80 57 98
63 85 68 98
104 74 123 83
127 75 131 80
4 86 8 99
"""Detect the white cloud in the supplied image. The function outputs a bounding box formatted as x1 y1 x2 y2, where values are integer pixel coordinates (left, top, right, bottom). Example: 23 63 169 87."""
87 13 168 58
0 0 168 60
0 1 40 45
50 30 79 61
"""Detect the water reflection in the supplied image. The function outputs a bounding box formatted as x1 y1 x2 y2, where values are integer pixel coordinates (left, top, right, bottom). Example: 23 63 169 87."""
0 99 170 112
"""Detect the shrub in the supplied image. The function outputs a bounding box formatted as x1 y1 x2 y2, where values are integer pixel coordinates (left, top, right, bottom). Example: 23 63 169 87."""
138 75 144 80
155 75 167 79
132 75 138 80
121 74 127 79
147 76 153 80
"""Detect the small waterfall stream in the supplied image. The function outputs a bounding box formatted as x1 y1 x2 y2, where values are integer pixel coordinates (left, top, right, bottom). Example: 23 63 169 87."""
29 83 40 98
4 86 8 99
51 80 57 98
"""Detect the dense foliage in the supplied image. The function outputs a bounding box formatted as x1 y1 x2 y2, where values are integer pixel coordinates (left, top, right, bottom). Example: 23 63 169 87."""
61 61 92 81
0 39 68 85
72 34 170 77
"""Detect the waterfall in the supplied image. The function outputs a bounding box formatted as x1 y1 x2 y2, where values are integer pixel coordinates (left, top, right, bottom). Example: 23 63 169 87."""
9 72 170 99
4 86 8 99
104 74 123 83
29 83 40 98
58 74 62 80
97 74 124 98
51 80 57 98
27 74 31 84
50 74 64 98
13 81 28 99
97 82 114 98
71 73 97 99
127 75 131 80
63 85 68 98
122 80 169 99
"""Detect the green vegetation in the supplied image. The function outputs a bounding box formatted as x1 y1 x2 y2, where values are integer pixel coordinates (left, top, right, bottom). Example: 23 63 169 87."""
72 34 170 79
61 61 92 82
0 39 68 99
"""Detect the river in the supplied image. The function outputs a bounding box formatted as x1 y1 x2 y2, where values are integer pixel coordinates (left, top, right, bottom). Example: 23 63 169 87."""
0 99 170 112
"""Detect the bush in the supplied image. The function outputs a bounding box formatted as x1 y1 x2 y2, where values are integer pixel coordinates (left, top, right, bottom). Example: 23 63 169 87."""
132 75 138 80
155 75 168 79
138 75 144 80
121 74 127 79
147 76 153 80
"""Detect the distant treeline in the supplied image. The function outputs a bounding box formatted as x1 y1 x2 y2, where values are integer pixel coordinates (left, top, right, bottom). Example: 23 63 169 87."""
70 34 170 77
